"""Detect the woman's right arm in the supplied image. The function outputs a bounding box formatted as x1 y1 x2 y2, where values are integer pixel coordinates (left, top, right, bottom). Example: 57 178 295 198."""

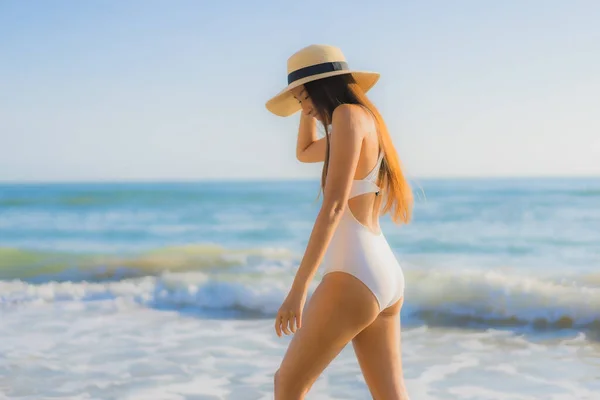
296 114 326 163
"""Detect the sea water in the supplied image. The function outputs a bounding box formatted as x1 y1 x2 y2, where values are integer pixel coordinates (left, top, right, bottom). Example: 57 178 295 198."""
1 178 599 399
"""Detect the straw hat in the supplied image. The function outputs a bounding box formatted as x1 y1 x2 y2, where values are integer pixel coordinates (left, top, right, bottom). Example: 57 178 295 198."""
265 44 380 117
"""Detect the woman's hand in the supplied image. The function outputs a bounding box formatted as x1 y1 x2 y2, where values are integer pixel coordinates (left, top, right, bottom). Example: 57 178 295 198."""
274 287 307 337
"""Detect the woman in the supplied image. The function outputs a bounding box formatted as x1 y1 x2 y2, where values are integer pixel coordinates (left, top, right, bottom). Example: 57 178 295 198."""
265 44 413 399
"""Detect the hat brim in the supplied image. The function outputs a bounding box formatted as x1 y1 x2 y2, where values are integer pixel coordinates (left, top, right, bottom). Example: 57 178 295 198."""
265 70 380 117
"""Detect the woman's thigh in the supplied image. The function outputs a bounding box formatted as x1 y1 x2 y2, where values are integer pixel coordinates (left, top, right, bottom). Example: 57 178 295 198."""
352 298 408 399
275 271 380 398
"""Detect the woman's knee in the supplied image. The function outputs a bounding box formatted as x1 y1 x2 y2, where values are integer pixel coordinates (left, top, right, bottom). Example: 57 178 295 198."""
274 368 307 399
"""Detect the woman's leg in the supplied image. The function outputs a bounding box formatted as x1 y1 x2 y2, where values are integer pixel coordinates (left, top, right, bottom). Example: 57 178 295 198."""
274 271 380 399
352 297 409 399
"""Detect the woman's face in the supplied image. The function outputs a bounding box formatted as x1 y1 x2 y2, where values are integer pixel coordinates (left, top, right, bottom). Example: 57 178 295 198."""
291 86 320 120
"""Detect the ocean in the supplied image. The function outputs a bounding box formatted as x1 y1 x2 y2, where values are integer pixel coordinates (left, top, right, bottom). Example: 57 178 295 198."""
1 178 599 399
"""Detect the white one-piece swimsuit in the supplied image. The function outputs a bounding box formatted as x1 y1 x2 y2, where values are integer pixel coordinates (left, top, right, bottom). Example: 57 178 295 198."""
322 150 405 311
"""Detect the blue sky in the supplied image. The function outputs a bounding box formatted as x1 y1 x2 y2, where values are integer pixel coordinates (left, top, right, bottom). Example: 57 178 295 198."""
1 0 598 181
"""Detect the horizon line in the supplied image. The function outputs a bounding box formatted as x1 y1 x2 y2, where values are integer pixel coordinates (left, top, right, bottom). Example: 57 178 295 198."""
1 174 599 185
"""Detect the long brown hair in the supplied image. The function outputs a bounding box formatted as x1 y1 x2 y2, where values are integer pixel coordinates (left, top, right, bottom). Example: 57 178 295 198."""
303 74 413 224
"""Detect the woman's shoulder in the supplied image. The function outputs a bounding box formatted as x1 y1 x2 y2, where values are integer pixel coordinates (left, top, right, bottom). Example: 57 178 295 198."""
331 104 373 137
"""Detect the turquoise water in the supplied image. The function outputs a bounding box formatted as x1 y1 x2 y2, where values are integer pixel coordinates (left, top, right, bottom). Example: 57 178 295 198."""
1 178 599 399
2 178 599 267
